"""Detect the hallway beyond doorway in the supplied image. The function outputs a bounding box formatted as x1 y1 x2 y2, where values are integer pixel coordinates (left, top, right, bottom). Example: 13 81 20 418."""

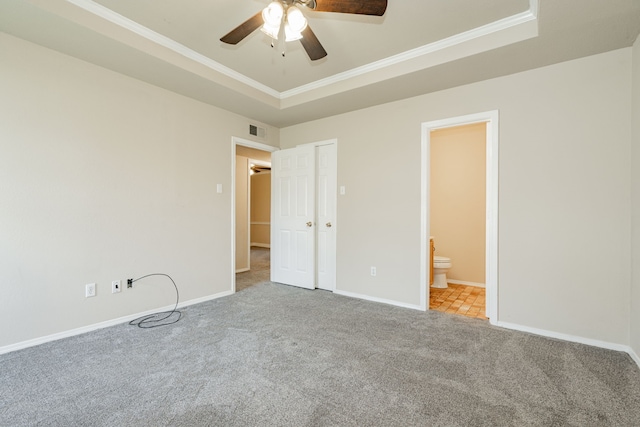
236 247 270 292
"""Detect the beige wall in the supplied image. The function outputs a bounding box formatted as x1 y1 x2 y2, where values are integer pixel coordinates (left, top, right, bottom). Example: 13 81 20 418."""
235 155 249 271
0 33 279 348
430 123 486 284
236 146 272 162
2 29 639 355
281 48 633 345
631 34 640 358
250 172 271 247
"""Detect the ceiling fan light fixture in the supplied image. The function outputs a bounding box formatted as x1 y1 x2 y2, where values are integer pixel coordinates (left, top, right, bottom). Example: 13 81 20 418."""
261 22 280 39
262 1 284 26
261 1 284 40
284 23 303 41
286 6 308 33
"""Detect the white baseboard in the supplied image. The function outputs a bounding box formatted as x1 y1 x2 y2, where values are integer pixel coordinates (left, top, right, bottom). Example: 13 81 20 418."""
447 279 485 288
235 267 250 273
629 346 640 369
495 321 640 369
334 289 424 311
0 289 234 356
250 243 270 248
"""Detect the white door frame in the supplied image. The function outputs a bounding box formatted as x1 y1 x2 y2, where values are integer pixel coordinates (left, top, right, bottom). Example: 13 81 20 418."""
420 111 499 323
231 137 278 293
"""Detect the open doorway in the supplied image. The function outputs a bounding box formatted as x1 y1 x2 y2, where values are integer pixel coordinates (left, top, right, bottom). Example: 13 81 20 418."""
421 111 499 323
429 123 487 319
236 160 271 292
232 137 278 293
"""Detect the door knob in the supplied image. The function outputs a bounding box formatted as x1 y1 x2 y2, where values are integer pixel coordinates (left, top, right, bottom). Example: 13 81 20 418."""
306 221 313 227
326 222 332 228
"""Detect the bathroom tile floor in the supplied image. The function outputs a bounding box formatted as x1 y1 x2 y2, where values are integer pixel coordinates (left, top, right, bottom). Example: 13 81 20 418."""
429 283 487 320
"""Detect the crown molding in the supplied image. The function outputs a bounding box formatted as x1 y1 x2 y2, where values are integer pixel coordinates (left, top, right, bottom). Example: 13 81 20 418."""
64 0 281 98
61 0 539 106
281 5 538 99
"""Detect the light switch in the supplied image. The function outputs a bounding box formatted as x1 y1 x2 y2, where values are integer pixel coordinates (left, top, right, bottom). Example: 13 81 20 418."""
217 184 223 193
340 186 346 195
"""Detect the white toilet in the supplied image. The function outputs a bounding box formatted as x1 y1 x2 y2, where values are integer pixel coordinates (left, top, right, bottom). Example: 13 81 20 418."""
432 256 452 289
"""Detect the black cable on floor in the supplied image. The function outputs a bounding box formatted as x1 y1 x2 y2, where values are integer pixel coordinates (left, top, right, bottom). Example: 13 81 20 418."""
128 273 182 328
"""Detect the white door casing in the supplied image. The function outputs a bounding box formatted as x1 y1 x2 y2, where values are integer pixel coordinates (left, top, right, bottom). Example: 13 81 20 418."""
271 145 316 289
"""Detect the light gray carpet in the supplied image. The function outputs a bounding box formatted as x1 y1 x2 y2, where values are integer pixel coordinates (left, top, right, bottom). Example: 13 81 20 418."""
2 282 640 426
235 246 270 292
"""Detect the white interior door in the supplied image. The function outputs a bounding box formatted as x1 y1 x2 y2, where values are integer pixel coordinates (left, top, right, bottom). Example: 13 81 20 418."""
271 146 316 289
316 144 336 291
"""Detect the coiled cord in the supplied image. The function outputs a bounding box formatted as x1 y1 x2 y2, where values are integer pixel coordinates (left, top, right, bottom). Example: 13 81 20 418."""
128 273 182 328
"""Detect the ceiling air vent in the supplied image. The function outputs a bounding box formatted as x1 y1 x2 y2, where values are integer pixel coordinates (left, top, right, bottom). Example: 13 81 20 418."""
249 124 267 139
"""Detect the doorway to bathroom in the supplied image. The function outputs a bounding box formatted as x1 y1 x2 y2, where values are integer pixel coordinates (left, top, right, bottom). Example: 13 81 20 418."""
420 111 498 323
430 122 487 319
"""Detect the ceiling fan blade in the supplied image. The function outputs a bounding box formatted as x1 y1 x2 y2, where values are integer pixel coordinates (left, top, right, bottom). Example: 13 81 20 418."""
313 0 387 16
220 11 263 45
300 26 327 61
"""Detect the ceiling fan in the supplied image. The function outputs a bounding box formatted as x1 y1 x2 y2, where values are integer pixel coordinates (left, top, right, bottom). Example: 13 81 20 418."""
250 164 271 174
220 0 388 61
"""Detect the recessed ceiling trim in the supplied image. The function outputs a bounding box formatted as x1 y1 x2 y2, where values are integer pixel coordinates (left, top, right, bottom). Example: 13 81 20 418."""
55 0 538 108
529 0 539 18
62 0 538 104
281 2 539 99
64 0 280 98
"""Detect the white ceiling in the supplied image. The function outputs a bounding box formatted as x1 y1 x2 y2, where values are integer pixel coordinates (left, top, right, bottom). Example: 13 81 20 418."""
1 0 639 127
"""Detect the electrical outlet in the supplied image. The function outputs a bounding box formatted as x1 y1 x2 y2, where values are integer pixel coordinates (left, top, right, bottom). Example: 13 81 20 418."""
370 267 376 276
85 283 96 298
111 280 121 294
127 278 133 288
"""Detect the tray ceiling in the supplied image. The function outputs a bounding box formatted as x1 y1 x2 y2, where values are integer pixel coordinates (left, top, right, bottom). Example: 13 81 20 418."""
1 0 639 127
